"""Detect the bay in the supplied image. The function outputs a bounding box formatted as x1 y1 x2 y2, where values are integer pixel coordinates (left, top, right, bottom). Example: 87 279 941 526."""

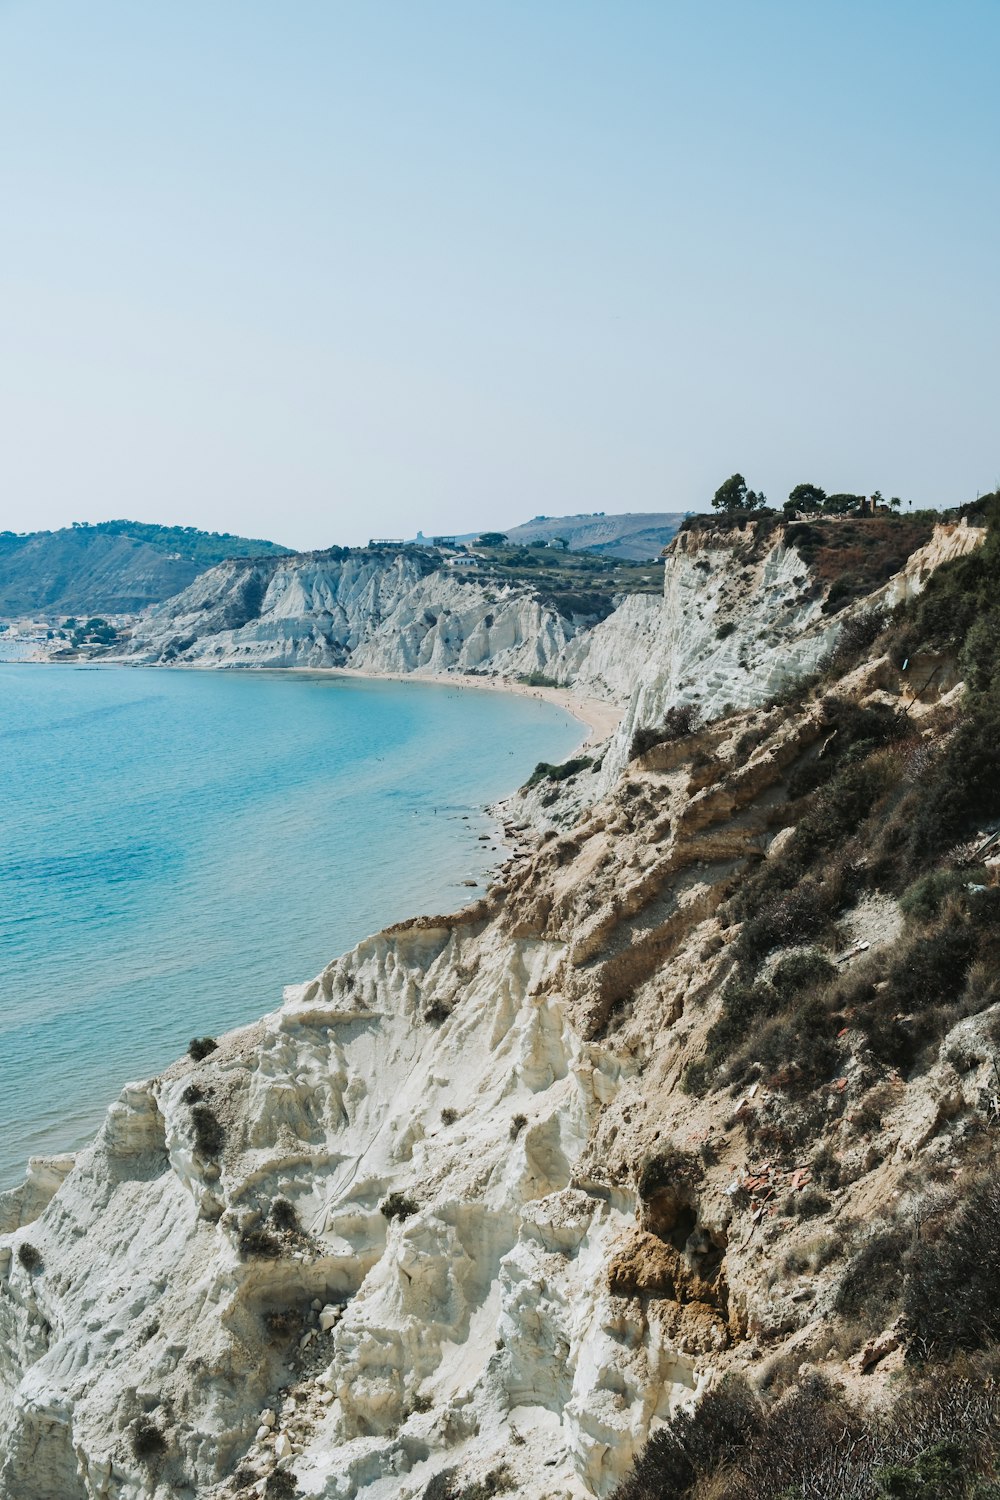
0 664 581 1188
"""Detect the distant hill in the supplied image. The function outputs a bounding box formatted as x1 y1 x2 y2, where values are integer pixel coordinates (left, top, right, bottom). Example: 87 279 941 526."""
0 520 291 618
423 512 686 561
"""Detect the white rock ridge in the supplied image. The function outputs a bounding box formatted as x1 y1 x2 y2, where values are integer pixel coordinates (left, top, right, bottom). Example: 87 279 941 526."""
124 550 589 682
0 907 710 1500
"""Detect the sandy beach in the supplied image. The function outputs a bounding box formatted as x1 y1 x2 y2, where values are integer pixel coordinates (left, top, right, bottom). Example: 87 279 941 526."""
26 648 624 748
320 666 623 747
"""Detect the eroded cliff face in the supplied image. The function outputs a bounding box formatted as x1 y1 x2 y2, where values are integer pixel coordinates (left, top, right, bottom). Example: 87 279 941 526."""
124 551 585 681
1 520 987 1500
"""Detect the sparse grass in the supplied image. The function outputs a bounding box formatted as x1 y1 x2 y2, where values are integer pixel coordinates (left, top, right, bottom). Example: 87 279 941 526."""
509 1113 527 1139
262 1309 300 1339
440 1107 460 1126
422 1468 514 1500
782 1232 842 1277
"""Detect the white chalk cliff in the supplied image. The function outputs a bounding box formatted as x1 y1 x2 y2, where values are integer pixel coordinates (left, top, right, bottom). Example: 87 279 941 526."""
0 519 986 1500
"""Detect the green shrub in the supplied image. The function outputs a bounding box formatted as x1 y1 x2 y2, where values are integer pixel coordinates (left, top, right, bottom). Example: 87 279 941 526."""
613 1363 1000 1499
629 704 698 760
422 1475 458 1500
269 1196 299 1232
264 1473 301 1500
716 620 737 639
735 878 830 967
524 755 592 788
900 869 966 924
795 756 895 861
794 1187 831 1219
190 1103 224 1156
188 1036 218 1062
826 607 889 672
380 1190 418 1221
835 1224 910 1330
771 949 837 998
421 1467 513 1500
611 1374 760 1499
637 1146 702 1202
16 1242 41 1273
876 1439 970 1499
906 704 1000 867
238 1226 283 1260
131 1420 167 1461
904 1174 1000 1362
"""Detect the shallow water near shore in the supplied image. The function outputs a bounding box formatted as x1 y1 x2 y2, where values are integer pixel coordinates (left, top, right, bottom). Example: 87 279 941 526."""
0 664 581 1189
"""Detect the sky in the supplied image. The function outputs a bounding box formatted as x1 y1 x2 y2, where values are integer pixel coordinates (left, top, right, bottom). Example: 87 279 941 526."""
1 2 998 551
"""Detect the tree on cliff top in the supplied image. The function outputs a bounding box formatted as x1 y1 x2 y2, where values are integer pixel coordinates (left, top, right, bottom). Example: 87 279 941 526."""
786 482 827 515
711 474 766 514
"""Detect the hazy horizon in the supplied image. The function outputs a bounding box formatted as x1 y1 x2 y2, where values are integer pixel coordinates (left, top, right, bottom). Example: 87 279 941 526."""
2 2 998 551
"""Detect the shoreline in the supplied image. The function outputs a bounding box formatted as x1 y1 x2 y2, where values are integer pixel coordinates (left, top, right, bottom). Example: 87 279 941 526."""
12 652 624 749
308 665 623 748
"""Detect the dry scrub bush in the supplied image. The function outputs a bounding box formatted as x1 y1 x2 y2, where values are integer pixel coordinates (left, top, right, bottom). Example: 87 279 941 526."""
613 1364 1000 1500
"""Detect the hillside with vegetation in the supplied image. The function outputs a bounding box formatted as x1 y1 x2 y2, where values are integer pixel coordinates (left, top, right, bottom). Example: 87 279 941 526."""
0 520 291 617
453 536 665 619
440 511 686 560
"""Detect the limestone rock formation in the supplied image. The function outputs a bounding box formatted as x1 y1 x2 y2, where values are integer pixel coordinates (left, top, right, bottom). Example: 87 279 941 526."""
0 515 988 1500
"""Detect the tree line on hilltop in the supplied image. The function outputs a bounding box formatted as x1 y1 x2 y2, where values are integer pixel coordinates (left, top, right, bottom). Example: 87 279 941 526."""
710 473 905 518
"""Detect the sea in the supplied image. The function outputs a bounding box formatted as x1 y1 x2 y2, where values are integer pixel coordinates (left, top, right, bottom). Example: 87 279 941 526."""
0 663 582 1189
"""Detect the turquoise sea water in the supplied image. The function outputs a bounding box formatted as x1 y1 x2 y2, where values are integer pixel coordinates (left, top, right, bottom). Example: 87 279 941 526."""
0 665 581 1189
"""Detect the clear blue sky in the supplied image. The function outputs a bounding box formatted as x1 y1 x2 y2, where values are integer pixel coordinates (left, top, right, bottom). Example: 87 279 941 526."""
1 1 997 549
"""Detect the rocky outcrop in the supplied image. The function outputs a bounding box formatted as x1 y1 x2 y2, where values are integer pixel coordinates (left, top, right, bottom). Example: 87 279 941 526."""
124 550 587 679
